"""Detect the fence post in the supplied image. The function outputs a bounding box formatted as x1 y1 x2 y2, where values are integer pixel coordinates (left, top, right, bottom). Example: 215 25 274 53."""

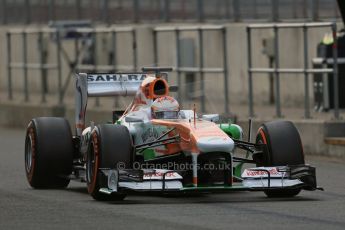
222 27 230 114
101 0 109 24
7 32 12 100
302 0 308 19
23 31 29 102
48 0 55 21
198 28 205 113
225 0 230 20
153 29 158 66
175 29 182 103
92 30 100 107
247 27 254 117
197 0 204 22
303 25 310 118
162 0 170 22
273 26 282 117
56 30 63 105
332 23 339 119
38 31 46 103
76 0 82 20
233 0 241 22
25 0 31 24
111 31 117 72
133 0 139 23
334 0 339 18
132 29 137 71
271 0 279 22
311 0 319 21
292 0 297 18
253 0 258 19
2 0 7 24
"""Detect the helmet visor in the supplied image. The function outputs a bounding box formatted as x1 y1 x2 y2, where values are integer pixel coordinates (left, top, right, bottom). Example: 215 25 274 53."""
154 111 179 119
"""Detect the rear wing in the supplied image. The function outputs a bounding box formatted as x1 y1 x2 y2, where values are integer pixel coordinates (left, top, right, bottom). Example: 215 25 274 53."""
75 67 173 135
77 73 149 97
75 72 151 135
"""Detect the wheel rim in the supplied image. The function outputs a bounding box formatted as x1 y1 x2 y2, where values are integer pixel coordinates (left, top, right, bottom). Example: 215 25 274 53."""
25 135 33 173
86 143 96 184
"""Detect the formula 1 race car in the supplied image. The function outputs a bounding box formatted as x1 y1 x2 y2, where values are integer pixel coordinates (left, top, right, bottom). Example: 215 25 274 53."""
24 67 320 201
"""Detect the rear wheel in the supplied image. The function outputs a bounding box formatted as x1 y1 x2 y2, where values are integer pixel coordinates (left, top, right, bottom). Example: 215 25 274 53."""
25 117 74 188
255 120 305 198
86 124 133 201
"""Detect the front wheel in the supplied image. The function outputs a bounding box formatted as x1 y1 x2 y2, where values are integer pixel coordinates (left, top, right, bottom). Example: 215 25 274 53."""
86 124 133 201
255 120 305 198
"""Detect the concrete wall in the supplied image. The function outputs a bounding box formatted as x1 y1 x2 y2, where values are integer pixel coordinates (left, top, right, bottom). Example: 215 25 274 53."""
0 23 339 113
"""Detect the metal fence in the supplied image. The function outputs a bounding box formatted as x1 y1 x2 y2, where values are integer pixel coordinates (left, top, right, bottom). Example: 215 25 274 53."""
0 0 341 24
6 22 343 119
153 25 229 114
247 22 339 119
6 25 228 114
7 27 138 104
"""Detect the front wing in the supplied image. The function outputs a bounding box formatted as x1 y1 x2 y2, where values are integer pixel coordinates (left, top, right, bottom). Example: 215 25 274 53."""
97 165 320 195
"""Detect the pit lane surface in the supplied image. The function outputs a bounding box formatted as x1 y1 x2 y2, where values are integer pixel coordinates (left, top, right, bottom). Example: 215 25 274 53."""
1 127 345 230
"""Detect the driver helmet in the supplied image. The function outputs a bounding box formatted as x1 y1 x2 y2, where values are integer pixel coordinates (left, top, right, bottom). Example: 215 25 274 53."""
151 96 180 119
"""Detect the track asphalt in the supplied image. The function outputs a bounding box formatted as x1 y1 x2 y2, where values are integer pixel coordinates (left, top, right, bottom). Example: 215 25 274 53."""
0 127 345 230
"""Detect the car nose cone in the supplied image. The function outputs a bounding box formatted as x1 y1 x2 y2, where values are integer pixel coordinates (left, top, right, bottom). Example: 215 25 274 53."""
197 136 234 153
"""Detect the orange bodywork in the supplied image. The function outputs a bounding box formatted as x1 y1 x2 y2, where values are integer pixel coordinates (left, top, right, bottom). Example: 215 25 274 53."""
121 76 170 118
121 74 230 155
142 78 169 99
152 119 230 154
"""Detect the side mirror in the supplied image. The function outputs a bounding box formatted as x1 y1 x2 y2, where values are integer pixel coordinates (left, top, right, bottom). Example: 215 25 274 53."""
125 116 144 123
202 114 220 123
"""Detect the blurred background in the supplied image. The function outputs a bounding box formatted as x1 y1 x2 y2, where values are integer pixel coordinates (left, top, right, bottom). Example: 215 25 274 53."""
0 0 345 156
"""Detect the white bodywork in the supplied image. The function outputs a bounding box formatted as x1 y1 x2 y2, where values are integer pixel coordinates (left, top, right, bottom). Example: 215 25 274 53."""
74 71 312 195
75 73 152 136
197 137 234 153
241 167 303 189
100 169 183 194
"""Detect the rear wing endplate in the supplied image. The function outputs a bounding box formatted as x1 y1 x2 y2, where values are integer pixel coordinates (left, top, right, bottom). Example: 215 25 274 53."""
75 72 150 135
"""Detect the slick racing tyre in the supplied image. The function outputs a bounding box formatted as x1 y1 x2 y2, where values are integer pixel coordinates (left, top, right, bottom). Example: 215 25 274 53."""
86 124 133 201
255 120 305 198
25 117 74 188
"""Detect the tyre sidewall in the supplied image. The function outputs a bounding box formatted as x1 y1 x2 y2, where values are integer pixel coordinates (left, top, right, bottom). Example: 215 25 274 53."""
255 120 305 197
25 117 73 188
87 124 133 200
258 120 305 166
